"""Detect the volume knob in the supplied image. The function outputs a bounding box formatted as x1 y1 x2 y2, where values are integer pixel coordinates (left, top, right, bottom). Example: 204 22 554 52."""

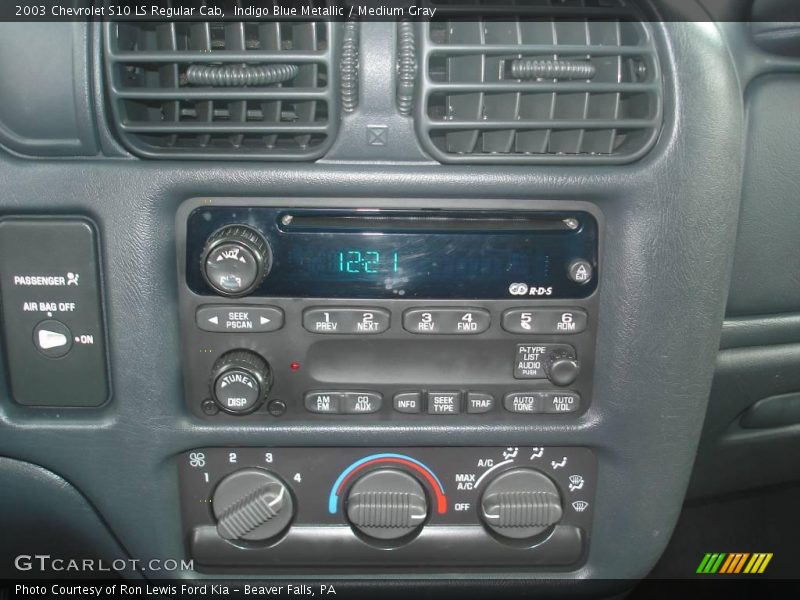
201 225 271 297
212 468 294 542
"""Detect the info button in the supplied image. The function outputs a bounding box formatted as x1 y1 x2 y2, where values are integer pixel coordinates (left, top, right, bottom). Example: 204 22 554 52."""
196 305 283 333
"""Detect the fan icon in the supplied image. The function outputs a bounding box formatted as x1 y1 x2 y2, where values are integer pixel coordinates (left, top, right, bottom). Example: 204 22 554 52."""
189 452 206 468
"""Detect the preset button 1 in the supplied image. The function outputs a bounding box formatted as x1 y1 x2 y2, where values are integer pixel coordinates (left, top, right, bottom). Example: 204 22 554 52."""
303 308 390 334
403 308 490 335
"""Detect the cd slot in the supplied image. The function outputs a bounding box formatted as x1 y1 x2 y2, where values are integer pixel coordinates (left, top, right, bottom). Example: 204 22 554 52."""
279 212 578 233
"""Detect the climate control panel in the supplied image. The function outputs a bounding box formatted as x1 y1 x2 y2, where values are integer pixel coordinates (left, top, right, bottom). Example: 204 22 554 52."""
179 446 596 571
177 200 599 422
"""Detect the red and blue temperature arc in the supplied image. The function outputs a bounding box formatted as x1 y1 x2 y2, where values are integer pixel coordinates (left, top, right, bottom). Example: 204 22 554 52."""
328 453 447 515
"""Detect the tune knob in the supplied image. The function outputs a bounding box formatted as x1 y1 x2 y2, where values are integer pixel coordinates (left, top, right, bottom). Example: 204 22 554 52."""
345 469 428 541
201 225 271 297
480 468 563 539
212 468 294 542
210 350 272 414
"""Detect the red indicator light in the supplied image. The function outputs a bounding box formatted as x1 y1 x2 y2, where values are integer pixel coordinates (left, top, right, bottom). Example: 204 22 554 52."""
290 362 301 371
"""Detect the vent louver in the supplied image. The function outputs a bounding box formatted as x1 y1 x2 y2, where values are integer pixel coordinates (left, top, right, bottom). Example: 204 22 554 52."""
104 20 338 160
416 2 663 163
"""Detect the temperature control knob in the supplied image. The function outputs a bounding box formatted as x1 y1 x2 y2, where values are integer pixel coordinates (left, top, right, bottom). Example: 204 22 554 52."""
201 225 271 297
212 468 294 542
210 350 272 414
480 468 563 539
345 469 428 541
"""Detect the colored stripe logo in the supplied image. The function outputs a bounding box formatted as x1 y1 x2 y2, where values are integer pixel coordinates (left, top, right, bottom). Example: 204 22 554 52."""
696 553 773 574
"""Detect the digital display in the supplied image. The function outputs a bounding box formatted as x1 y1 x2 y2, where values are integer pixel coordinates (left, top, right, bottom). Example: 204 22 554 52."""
335 250 399 275
186 208 598 299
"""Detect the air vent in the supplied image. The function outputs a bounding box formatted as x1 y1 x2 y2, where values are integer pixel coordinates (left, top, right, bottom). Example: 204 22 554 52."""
416 3 663 163
104 21 338 160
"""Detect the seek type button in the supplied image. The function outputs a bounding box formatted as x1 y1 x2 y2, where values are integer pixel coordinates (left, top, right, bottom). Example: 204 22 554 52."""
303 308 390 334
196 305 284 333
502 308 587 334
427 391 461 414
403 308 490 335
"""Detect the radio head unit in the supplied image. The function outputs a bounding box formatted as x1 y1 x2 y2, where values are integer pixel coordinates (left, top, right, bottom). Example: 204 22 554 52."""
185 208 597 300
177 199 599 422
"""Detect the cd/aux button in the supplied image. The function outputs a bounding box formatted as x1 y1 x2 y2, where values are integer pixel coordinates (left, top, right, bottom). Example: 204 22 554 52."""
340 392 382 414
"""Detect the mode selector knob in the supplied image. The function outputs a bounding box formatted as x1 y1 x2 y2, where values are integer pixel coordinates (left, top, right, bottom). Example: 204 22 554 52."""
345 469 428 541
480 468 563 539
201 225 271 297
210 350 272 414
212 468 294 542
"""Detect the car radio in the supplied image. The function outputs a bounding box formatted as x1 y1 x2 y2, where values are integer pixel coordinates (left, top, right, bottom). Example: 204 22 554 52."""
177 198 599 422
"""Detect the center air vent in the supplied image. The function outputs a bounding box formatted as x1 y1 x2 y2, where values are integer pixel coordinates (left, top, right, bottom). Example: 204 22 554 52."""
416 2 663 164
104 21 338 160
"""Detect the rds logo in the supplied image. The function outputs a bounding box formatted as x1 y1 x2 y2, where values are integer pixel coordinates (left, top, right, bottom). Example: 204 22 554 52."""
508 283 553 297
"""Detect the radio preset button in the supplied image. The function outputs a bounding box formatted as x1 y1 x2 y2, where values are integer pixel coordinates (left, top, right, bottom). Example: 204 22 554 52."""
504 392 541 413
502 308 587 335
542 391 581 413
393 392 422 414
427 391 461 414
403 308 490 335
340 392 382 414
303 308 390 334
196 305 284 333
304 391 343 414
467 392 495 414
514 344 575 379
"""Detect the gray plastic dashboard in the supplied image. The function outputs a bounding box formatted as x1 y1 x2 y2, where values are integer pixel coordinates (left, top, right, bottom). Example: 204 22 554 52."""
0 7 754 594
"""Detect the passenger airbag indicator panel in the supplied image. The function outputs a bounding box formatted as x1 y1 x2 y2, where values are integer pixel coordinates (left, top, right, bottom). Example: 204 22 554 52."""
0 217 109 407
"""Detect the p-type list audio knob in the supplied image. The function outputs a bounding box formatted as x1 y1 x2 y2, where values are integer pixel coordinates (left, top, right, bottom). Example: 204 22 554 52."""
201 225 271 297
210 350 272 414
345 469 428 541
545 348 581 387
212 468 294 542
480 468 563 539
